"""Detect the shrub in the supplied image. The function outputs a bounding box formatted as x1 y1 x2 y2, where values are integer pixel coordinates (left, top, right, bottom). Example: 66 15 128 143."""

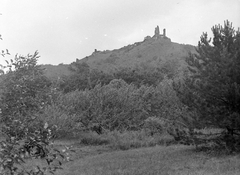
107 130 174 150
79 132 110 145
37 104 80 138
143 116 164 136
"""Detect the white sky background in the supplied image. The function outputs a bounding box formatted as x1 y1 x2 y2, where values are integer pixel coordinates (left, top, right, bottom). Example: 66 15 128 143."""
0 0 240 65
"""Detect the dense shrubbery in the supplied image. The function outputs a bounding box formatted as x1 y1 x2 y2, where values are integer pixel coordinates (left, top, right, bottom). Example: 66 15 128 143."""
43 78 182 137
58 61 165 93
113 67 164 87
58 62 113 93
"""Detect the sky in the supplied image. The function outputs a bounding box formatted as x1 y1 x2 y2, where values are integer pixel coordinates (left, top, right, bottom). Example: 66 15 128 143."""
0 0 240 65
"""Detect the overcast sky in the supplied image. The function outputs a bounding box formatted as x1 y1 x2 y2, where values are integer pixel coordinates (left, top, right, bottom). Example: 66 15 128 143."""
0 0 240 65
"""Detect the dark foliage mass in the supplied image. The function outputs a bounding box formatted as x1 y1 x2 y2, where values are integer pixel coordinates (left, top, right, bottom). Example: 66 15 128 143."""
59 62 113 93
50 79 179 132
174 20 240 152
58 61 164 93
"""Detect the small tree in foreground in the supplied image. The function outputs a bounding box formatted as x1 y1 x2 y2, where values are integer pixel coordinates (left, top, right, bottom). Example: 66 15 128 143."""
0 51 71 174
174 20 240 152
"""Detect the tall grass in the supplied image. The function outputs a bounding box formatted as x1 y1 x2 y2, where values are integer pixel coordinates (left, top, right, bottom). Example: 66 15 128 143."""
74 130 175 150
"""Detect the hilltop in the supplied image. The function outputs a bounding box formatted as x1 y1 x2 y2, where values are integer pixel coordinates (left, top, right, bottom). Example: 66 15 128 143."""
42 26 196 79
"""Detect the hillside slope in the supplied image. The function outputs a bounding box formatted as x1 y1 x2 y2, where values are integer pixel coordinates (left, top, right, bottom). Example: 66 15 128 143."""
41 64 71 79
80 37 195 74
42 26 196 79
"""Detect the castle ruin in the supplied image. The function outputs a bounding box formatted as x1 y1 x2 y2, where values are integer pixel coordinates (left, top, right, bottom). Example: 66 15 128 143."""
153 25 166 39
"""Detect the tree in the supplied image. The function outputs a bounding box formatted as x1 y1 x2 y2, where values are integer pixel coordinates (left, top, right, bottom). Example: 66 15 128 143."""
174 20 240 151
113 67 163 87
60 61 113 93
0 51 69 174
0 52 52 123
59 62 91 92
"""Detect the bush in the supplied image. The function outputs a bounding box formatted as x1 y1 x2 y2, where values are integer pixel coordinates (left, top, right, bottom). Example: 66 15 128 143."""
37 104 80 138
79 132 110 145
107 130 174 150
143 116 165 136
53 79 156 131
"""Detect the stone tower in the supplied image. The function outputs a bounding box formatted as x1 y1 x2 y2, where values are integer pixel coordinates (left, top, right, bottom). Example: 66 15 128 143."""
154 25 160 36
151 26 169 40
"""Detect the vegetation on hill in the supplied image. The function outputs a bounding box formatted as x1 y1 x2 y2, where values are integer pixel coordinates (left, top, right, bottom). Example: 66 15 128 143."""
58 61 166 93
41 30 196 81
41 64 71 79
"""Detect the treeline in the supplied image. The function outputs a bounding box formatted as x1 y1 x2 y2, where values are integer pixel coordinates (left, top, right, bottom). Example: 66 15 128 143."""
41 78 182 135
57 62 166 93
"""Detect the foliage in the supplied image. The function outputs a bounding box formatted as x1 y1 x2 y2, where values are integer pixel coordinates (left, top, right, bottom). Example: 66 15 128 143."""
143 116 165 136
0 52 52 124
174 20 240 152
0 52 69 174
79 131 110 146
54 79 155 131
37 104 78 138
58 61 164 93
0 121 69 175
113 67 163 87
48 78 183 137
0 35 10 59
107 130 172 150
75 130 174 150
59 62 113 93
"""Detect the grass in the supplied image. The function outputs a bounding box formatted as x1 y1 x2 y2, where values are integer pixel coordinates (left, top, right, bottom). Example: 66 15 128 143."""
56 145 240 175
73 130 175 150
53 130 240 175
2 130 240 174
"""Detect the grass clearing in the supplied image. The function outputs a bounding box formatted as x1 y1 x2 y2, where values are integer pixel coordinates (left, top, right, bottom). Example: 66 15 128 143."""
56 144 240 175
2 131 240 174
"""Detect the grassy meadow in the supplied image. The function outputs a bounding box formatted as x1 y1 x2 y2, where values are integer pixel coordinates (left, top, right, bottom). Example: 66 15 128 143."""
56 140 240 175
14 131 240 175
